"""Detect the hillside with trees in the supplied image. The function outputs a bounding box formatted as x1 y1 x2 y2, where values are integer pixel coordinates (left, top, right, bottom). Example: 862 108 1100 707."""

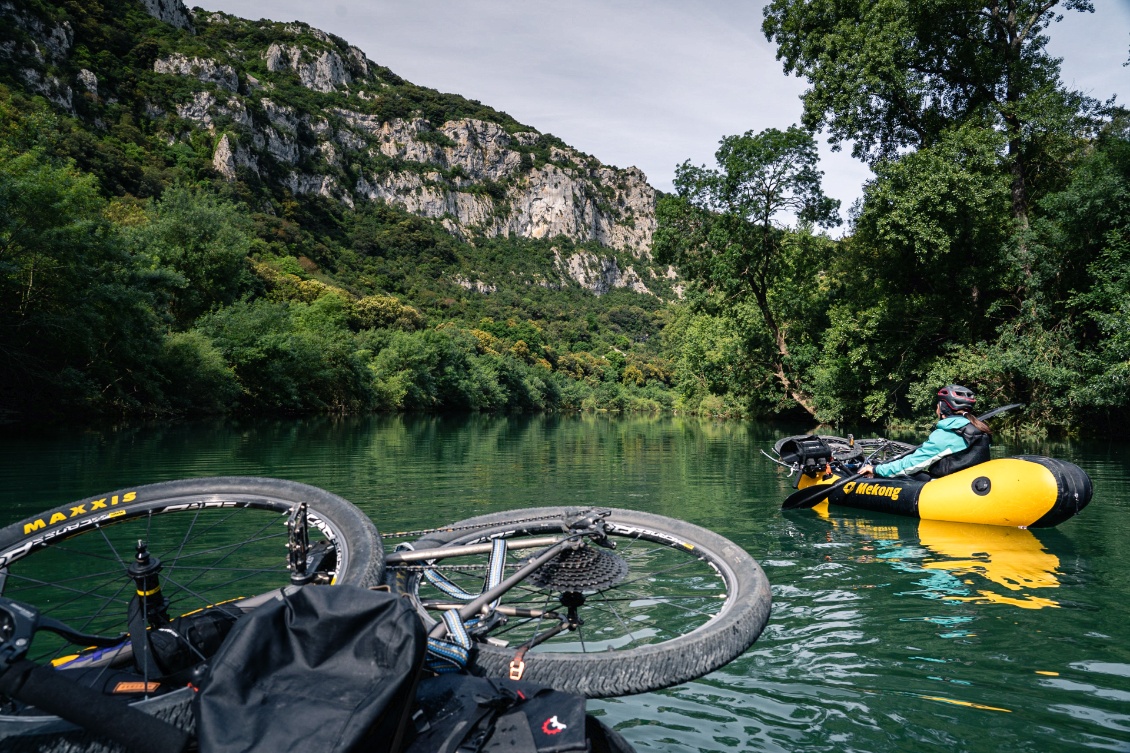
0 0 679 421
1 0 1126 437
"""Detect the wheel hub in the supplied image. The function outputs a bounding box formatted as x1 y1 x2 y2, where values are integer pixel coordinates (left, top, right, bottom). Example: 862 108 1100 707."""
527 545 628 592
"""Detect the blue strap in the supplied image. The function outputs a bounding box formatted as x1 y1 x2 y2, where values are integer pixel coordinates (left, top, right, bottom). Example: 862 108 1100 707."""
406 538 509 672
425 610 473 673
423 538 508 609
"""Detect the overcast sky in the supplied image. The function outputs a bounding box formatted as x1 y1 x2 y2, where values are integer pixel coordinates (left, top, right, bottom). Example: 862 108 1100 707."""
202 0 1129 229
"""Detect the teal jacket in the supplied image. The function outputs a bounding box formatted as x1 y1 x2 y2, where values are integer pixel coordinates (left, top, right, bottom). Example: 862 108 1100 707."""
875 416 973 478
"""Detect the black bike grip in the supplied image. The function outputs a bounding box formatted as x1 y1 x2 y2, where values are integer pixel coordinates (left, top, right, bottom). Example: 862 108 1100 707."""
0 659 190 753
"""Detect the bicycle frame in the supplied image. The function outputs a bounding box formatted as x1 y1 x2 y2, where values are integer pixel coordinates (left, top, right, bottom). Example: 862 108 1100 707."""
387 527 609 641
386 513 631 682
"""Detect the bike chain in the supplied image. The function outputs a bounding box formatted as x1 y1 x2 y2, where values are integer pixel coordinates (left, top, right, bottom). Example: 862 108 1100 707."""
385 563 516 572
379 512 571 541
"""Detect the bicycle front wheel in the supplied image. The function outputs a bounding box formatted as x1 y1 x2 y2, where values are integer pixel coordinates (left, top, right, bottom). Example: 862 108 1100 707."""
385 507 771 698
0 476 383 745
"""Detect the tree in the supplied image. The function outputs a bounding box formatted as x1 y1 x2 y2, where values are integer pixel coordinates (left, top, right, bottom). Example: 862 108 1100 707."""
0 149 169 416
654 126 840 416
127 185 254 328
762 0 1095 226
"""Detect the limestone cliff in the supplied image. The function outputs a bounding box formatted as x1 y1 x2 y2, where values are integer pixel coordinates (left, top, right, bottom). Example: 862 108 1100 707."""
0 0 672 297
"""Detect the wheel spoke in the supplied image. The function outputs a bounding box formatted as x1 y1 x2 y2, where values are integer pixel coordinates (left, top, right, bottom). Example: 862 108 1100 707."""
156 530 289 565
167 508 203 569
170 514 286 596
2 566 134 591
416 536 726 654
593 589 640 645
69 577 133 637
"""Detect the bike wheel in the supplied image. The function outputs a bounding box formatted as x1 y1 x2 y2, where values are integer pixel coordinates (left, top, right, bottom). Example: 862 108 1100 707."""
385 507 771 698
0 476 383 747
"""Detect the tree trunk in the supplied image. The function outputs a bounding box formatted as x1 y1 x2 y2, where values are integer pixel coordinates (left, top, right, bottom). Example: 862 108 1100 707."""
749 257 818 418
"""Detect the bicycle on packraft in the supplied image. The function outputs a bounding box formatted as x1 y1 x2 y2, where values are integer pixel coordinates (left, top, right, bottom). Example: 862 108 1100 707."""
0 477 772 752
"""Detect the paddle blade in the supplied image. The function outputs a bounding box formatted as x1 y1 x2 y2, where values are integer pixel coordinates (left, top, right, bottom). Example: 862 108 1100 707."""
782 473 858 510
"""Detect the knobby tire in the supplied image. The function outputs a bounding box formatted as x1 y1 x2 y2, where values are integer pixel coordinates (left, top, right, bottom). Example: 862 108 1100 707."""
386 506 771 698
0 477 383 752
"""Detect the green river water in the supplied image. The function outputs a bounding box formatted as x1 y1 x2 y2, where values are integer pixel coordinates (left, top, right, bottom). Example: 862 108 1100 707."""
1 414 1128 752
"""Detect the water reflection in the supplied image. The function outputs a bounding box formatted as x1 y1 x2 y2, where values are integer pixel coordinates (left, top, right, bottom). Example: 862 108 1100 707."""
815 509 1062 609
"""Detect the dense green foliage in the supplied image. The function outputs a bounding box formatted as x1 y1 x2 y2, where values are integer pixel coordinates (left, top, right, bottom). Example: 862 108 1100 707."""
762 0 1096 225
654 127 840 418
1 0 1126 437
652 2 1129 436
0 136 675 420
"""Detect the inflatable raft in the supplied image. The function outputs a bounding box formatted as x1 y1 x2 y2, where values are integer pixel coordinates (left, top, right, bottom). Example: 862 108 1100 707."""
775 436 1093 528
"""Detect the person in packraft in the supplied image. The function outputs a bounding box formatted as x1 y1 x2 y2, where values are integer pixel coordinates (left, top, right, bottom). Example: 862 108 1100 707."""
859 385 992 480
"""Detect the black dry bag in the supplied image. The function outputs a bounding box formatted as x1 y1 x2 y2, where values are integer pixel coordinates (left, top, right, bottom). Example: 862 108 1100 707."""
193 585 426 753
404 673 637 753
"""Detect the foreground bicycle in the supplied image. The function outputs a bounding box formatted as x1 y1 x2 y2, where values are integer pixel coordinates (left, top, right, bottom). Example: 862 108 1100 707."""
0 477 771 750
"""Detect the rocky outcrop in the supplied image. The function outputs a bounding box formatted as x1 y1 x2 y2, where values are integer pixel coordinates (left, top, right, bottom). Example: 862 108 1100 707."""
212 134 259 179
77 69 98 97
140 0 193 30
452 275 498 294
154 54 238 92
285 172 351 207
264 43 351 93
0 2 75 110
343 116 656 258
553 249 651 296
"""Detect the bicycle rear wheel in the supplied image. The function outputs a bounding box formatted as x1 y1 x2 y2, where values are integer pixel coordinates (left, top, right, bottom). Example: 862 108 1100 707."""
385 507 771 698
0 476 383 747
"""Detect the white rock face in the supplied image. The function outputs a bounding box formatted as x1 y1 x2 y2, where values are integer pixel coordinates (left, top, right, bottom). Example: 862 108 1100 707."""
176 91 216 124
441 120 522 181
133 18 668 295
77 68 97 96
338 116 656 259
139 0 194 31
355 171 497 229
21 69 71 110
260 99 299 132
264 43 351 93
212 134 258 179
286 172 354 208
154 54 239 92
212 134 237 179
172 92 251 131
0 4 74 110
42 22 72 61
452 275 498 294
266 128 299 163
553 249 651 296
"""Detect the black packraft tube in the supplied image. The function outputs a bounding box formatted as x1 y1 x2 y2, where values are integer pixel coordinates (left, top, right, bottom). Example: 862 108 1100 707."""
0 659 190 753
1019 456 1094 528
823 477 923 517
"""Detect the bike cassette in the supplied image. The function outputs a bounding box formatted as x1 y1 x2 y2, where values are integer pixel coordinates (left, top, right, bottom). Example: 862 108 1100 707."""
527 545 628 592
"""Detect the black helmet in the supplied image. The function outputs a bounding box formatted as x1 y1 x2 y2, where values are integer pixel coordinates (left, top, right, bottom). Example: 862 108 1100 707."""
937 384 976 415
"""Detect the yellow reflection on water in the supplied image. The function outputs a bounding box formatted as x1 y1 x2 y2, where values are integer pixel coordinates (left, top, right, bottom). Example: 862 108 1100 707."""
915 694 1012 713
917 519 1060 609
815 506 1061 609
